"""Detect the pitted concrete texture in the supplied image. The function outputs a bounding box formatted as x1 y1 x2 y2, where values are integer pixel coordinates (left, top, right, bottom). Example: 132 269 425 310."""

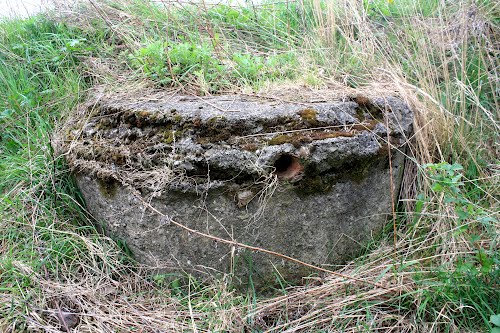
59 89 413 288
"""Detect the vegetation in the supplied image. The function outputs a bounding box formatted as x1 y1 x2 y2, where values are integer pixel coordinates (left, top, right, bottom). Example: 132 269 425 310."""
0 0 498 331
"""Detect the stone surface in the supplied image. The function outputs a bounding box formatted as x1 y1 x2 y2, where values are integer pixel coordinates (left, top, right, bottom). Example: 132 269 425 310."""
56 89 413 288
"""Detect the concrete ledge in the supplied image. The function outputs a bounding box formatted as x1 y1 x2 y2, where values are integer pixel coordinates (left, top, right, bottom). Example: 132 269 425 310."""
55 88 413 288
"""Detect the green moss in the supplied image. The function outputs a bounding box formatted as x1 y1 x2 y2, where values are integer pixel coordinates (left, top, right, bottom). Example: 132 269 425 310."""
163 130 176 144
198 130 232 143
355 106 365 121
347 158 374 183
297 108 318 122
206 116 227 125
295 175 334 195
268 133 313 147
294 156 382 196
97 177 118 199
195 116 242 144
268 134 292 145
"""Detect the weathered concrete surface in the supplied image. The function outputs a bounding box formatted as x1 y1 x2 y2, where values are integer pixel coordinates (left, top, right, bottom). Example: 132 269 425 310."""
56 89 413 288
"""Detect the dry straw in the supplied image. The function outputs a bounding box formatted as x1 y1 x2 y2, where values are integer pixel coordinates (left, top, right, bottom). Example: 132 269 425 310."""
3 0 497 332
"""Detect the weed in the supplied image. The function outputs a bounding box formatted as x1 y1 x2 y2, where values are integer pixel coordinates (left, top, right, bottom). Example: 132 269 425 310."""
130 40 227 91
492 314 500 333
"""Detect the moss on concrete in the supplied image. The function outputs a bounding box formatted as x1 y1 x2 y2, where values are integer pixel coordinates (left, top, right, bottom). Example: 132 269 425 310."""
97 177 118 199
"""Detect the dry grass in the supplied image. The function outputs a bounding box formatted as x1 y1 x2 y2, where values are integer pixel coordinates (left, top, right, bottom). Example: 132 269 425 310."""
1 0 498 332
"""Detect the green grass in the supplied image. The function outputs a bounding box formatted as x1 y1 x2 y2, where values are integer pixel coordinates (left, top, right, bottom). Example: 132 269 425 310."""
0 0 498 331
0 16 142 329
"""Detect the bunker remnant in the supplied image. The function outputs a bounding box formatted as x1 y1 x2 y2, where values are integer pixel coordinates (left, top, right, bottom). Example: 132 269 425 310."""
55 88 413 289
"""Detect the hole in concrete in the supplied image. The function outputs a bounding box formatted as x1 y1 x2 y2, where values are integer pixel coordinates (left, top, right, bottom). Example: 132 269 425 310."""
273 154 303 180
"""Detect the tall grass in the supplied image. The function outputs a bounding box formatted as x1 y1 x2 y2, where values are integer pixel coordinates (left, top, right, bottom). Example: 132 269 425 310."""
0 0 498 331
